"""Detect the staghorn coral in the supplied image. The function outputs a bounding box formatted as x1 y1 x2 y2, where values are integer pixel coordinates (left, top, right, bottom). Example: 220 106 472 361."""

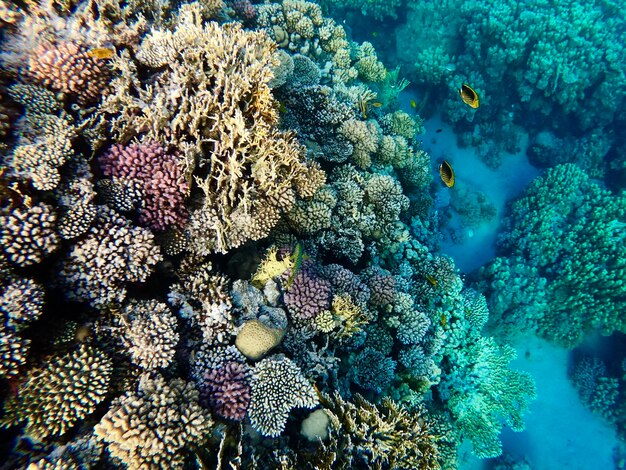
0 203 60 267
95 374 213 470
3 345 112 440
98 4 324 253
115 299 179 370
99 141 189 231
248 354 319 437
58 205 161 307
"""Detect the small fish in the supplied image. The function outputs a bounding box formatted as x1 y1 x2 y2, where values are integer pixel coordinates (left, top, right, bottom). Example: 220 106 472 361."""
439 160 455 188
440 314 447 328
458 83 480 108
436 128 442 133
372 31 379 38
87 47 115 60
425 274 438 287
371 101 383 108
278 101 287 114
410 99 417 109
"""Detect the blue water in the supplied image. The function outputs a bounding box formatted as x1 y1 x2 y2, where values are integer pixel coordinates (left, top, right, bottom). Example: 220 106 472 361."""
0 0 625 468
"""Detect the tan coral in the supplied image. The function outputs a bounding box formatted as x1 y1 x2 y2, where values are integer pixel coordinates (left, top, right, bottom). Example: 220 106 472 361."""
98 3 325 253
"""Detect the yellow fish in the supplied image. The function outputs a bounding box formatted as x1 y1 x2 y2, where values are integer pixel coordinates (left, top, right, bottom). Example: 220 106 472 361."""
410 99 417 109
458 83 479 108
371 101 383 108
87 47 115 60
439 160 455 188
425 274 438 287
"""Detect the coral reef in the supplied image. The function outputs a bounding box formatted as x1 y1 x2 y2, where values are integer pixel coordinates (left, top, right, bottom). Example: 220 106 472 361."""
479 164 626 346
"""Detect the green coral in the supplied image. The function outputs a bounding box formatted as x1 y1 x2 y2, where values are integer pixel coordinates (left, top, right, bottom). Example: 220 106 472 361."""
487 163 626 346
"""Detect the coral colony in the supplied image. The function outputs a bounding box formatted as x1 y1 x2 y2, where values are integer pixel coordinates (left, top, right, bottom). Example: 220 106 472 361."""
15 0 622 468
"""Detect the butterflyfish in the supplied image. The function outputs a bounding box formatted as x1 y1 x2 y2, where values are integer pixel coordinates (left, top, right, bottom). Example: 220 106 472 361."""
87 47 115 60
439 160 455 188
458 83 479 108
410 99 417 109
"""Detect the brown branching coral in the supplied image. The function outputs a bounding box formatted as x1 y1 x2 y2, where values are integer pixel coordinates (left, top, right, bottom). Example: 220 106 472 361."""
98 3 325 253
313 392 441 470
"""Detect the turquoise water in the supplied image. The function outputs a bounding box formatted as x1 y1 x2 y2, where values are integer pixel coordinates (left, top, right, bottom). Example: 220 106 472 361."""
0 0 625 468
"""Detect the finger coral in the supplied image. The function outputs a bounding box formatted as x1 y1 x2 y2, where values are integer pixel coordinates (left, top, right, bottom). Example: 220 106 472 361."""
94 374 213 469
3 345 112 440
98 141 189 231
58 206 162 307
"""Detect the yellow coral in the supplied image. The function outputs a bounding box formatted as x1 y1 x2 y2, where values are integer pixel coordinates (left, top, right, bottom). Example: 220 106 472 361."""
252 247 294 288
235 320 285 361
331 294 368 339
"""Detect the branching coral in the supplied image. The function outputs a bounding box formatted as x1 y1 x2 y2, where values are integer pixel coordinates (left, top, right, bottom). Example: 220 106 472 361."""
485 164 626 345
114 299 179 370
3 345 112 440
58 205 161 307
316 391 441 469
248 354 318 437
99 141 189 231
95 374 213 469
97 4 324 253
0 203 60 267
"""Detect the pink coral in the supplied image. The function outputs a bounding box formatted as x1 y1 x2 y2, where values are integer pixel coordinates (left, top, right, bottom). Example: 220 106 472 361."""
24 41 111 105
99 142 188 231
230 0 256 21
200 361 252 421
284 264 332 321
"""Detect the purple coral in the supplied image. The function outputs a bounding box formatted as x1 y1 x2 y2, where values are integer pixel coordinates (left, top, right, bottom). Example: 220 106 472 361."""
284 264 332 322
320 263 370 306
98 141 188 231
199 361 252 421
364 271 396 308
